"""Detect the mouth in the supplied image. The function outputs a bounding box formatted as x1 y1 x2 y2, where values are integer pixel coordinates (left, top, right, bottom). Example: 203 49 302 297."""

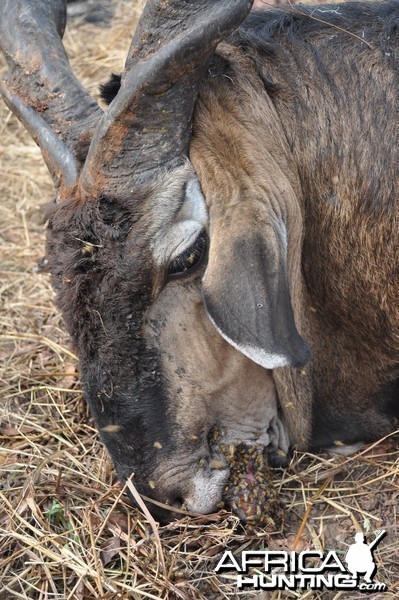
209 426 284 528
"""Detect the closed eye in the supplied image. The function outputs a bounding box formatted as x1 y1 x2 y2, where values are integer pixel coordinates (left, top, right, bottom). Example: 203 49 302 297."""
167 231 208 278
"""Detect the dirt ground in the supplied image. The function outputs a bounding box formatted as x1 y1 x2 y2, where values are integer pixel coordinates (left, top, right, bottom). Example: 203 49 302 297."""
0 1 398 599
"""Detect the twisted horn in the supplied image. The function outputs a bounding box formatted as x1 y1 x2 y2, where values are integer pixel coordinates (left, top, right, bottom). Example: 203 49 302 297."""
0 0 101 188
81 0 253 196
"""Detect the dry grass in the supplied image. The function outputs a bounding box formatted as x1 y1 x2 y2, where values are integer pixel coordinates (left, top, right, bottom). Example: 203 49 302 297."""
0 1 398 598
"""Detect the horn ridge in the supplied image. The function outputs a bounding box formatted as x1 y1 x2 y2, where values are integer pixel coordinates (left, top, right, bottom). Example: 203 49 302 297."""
81 0 253 195
0 0 101 188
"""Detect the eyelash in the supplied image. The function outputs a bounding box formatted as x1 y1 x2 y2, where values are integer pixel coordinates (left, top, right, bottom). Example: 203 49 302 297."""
167 231 208 277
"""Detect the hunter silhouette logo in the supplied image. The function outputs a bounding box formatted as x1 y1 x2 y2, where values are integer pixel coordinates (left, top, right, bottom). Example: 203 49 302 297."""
345 531 386 585
215 530 388 592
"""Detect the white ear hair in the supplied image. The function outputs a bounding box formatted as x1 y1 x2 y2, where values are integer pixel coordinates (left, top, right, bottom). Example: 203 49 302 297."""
206 311 291 369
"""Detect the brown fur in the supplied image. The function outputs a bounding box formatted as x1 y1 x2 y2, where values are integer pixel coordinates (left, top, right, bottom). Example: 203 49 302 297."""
191 5 399 446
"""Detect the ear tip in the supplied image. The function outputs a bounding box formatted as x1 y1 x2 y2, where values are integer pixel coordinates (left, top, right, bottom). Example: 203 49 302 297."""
203 290 312 369
236 341 311 370
267 331 311 369
289 353 311 369
286 340 311 369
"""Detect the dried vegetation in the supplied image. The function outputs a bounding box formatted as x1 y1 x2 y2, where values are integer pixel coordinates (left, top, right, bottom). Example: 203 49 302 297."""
0 1 398 598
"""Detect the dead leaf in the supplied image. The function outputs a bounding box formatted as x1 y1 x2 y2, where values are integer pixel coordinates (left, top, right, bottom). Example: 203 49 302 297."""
100 536 122 566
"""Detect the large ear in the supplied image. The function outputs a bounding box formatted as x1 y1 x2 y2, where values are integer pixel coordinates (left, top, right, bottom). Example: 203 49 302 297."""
202 202 310 369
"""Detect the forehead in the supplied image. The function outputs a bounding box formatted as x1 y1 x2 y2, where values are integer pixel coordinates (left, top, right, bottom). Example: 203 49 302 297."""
125 163 208 268
141 163 206 225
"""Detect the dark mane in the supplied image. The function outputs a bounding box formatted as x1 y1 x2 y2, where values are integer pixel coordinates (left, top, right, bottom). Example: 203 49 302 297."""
236 1 399 49
99 72 122 105
100 2 399 105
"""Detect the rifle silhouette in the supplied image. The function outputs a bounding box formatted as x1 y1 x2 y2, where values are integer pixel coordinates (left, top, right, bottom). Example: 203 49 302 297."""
368 531 386 551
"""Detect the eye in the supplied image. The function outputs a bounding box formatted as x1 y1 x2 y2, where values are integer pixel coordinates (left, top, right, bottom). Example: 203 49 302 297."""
168 231 208 278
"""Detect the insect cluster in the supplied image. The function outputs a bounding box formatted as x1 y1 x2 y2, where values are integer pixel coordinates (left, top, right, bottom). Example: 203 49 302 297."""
210 428 282 529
